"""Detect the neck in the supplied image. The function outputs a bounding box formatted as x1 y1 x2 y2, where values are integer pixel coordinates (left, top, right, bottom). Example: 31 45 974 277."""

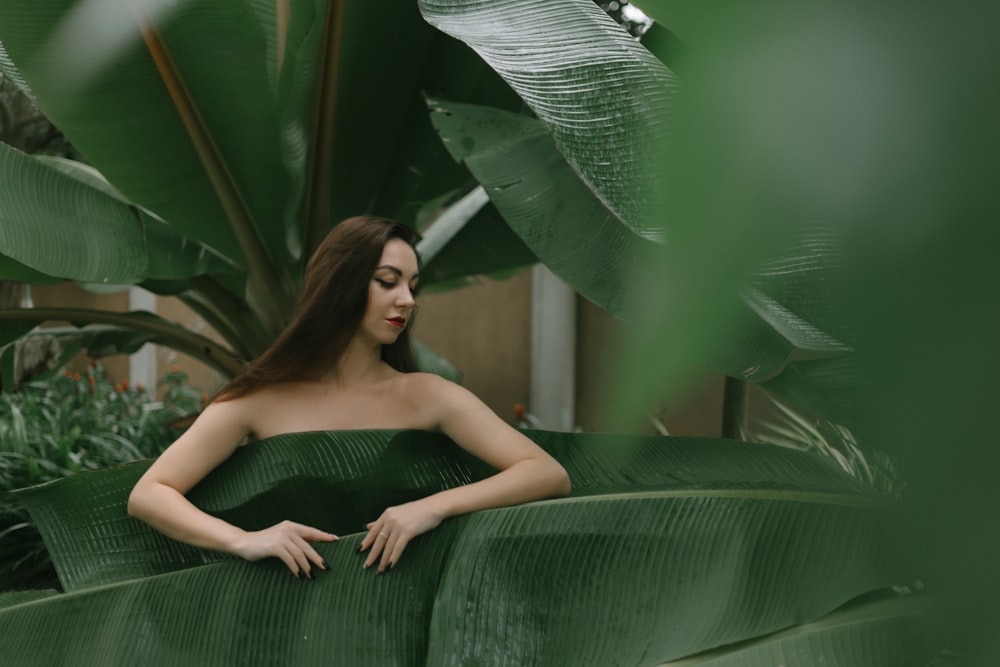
324 334 384 386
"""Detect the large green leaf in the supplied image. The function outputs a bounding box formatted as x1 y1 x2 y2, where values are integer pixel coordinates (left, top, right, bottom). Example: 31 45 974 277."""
0 0 293 331
0 142 234 283
3 430 911 664
416 186 537 286
430 100 657 317
371 28 525 230
20 430 881 591
419 0 675 235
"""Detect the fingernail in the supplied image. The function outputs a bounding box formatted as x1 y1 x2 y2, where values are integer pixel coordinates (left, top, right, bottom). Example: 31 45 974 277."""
322 560 330 570
355 546 364 554
389 562 394 570
294 571 301 580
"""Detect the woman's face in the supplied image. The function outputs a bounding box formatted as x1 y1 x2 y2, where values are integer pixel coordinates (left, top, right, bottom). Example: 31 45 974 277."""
360 238 420 346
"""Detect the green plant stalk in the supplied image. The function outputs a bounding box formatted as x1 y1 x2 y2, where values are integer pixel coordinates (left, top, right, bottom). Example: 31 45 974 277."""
128 1 292 334
186 275 274 356
0 309 243 377
303 0 347 259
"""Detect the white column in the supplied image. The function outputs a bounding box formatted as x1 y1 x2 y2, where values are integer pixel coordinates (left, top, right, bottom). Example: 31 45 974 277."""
128 287 157 391
529 264 576 431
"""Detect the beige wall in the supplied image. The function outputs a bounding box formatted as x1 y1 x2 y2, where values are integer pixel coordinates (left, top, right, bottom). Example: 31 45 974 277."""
415 271 532 424
574 297 725 437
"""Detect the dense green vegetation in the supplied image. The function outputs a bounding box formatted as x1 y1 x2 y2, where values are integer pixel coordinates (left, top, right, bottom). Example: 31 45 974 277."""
0 364 200 590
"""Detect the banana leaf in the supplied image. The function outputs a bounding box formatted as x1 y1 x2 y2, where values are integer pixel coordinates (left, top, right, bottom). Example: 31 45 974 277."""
0 430 915 664
429 100 656 318
0 142 234 284
416 186 537 287
419 0 674 235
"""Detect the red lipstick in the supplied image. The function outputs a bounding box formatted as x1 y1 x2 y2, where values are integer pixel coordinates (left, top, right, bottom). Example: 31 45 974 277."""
387 317 406 328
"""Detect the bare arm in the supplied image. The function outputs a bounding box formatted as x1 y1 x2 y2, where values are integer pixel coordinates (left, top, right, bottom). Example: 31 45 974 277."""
361 374 571 571
127 398 336 577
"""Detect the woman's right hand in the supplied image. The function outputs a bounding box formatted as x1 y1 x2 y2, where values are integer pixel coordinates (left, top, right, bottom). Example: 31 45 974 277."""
233 521 338 578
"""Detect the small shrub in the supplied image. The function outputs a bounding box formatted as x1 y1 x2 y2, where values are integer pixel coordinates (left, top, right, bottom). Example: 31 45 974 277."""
0 363 203 591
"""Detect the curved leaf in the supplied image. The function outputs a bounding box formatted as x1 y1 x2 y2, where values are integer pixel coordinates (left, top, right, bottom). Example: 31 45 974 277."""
416 186 537 286
0 143 235 283
0 0 291 315
0 531 455 666
19 430 879 591
429 99 656 317
419 0 675 237
4 430 908 664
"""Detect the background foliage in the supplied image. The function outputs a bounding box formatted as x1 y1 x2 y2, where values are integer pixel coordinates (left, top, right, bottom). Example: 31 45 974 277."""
0 364 200 590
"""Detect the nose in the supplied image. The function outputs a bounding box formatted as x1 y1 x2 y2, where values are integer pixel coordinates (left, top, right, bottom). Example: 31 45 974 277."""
396 285 415 308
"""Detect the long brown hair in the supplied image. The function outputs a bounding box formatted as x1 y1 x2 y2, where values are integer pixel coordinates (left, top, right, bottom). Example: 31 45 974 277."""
214 216 419 402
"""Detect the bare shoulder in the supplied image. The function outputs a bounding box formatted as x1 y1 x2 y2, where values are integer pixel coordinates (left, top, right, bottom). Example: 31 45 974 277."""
398 372 474 404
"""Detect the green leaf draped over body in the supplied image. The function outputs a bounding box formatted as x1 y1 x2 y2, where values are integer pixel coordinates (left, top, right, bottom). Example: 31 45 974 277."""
0 429 915 665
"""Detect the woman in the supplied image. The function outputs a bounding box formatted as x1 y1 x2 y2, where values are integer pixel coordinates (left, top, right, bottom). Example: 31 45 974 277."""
128 216 571 578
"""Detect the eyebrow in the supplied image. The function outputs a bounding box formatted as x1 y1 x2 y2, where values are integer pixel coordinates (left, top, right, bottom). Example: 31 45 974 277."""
375 265 419 281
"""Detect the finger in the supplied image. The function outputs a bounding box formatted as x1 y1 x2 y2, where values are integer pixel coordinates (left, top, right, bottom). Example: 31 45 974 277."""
360 522 382 551
286 542 312 578
378 533 401 573
291 535 325 572
364 532 388 569
386 534 411 571
302 529 338 543
276 549 300 577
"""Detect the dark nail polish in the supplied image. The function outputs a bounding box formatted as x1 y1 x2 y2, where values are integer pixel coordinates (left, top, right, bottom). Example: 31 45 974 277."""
389 562 394 570
294 571 301 579
322 560 330 570
355 546 364 554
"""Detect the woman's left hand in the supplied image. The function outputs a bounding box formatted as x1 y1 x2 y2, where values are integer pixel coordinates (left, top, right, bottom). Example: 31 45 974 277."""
360 499 446 573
